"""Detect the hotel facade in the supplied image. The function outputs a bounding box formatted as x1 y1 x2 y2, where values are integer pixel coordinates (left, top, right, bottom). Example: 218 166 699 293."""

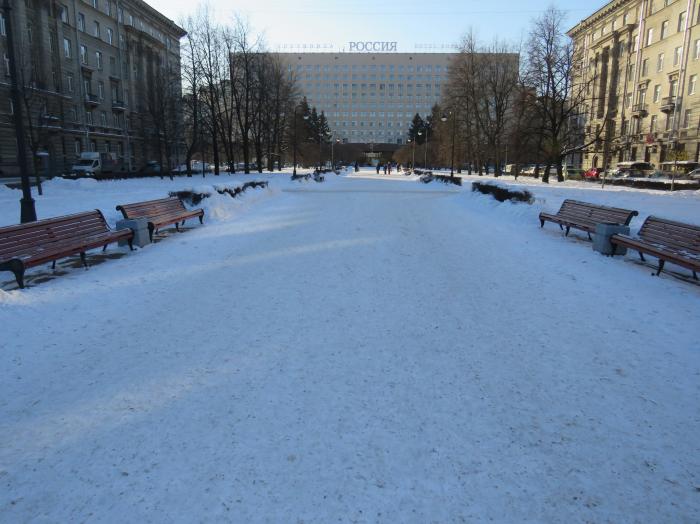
0 0 185 177
568 0 700 171
277 50 455 145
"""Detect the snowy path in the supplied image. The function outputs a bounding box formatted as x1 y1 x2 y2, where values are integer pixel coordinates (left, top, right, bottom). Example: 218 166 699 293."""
1 176 698 522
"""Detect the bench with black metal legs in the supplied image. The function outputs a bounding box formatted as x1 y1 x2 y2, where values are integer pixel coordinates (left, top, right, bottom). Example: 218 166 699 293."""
611 216 700 279
539 199 639 240
116 197 204 242
0 210 134 289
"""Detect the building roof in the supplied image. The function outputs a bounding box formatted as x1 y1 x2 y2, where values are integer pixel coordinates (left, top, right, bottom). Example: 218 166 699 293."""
567 0 635 37
134 0 187 38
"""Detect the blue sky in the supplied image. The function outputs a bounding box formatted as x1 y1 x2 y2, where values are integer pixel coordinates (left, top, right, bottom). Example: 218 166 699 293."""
146 0 602 49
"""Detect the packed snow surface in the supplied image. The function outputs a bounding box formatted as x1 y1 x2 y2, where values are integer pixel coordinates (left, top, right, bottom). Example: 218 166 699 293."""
1 170 698 522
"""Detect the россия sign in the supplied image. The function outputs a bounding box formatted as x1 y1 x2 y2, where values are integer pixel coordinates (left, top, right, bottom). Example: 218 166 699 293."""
349 41 398 52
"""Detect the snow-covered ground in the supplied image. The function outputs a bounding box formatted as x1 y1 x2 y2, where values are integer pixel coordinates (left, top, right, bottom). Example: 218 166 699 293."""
1 169 698 522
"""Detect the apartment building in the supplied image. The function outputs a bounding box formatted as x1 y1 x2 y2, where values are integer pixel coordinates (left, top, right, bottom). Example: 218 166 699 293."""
0 0 185 177
277 52 454 145
568 0 700 170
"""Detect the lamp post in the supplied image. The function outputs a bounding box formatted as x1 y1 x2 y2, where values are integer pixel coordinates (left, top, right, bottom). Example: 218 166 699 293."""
292 106 301 175
331 137 339 170
278 112 285 172
424 127 430 169
3 0 36 223
408 138 415 173
441 111 456 177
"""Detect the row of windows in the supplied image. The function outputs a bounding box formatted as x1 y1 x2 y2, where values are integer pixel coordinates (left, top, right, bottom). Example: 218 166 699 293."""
645 10 689 46
621 109 695 135
303 83 441 90
58 0 174 49
290 64 447 73
630 74 698 107
298 74 443 82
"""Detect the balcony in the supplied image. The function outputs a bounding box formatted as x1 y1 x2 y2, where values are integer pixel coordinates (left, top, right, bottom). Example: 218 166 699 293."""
631 103 648 118
660 96 677 113
84 94 100 107
112 100 126 111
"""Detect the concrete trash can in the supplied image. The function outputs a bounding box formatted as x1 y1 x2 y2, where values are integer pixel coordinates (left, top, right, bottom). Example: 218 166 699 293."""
117 218 150 248
593 222 630 256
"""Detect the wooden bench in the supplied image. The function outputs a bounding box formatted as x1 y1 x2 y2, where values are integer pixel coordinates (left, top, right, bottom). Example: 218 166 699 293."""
116 197 204 241
0 210 133 289
539 199 639 239
611 216 700 279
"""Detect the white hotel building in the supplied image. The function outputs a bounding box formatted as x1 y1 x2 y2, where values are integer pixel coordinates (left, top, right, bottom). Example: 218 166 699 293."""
277 51 455 145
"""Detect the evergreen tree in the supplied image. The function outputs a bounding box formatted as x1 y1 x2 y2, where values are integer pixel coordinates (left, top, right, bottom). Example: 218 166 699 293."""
318 111 331 142
408 113 426 145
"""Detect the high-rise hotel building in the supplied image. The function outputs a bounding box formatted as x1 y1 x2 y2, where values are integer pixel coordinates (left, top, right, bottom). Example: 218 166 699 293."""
277 51 455 145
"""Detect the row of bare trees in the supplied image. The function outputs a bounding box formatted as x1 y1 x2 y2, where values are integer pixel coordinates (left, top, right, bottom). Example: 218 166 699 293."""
178 8 303 175
400 7 603 183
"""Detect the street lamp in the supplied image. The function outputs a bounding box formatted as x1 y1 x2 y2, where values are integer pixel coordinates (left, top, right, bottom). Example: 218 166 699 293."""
441 112 456 177
293 107 306 175
3 0 36 222
331 137 339 170
417 131 423 169
423 127 430 169
408 138 415 173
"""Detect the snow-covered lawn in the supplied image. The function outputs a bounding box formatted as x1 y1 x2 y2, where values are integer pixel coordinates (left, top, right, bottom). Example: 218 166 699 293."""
1 170 698 522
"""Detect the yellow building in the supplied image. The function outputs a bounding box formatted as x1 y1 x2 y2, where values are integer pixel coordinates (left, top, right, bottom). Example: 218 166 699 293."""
569 0 700 171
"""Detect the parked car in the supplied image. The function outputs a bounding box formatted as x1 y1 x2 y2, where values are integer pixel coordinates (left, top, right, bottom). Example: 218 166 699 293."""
172 161 212 174
610 161 655 178
584 167 604 179
138 161 161 175
687 168 700 180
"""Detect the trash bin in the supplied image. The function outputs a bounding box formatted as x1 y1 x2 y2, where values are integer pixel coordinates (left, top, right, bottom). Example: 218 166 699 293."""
593 222 630 256
117 218 150 248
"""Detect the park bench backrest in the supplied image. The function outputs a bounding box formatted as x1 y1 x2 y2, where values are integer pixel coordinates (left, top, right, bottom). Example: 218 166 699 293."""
117 197 186 219
558 200 638 226
638 216 700 256
0 211 110 260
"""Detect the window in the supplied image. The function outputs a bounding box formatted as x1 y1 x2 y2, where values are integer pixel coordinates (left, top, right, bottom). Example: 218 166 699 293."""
100 111 107 126
91 0 98 8
650 114 657 132
63 38 72 58
74 139 81 156
106 28 113 45
83 78 90 95
670 79 678 97
684 109 693 128
80 45 87 64
657 52 664 71
646 27 654 46
653 84 661 102
689 74 697 95
59 4 69 23
86 111 93 125
95 51 102 69
77 13 85 31
642 58 649 76
98 81 104 99
0 13 5 36
3 53 9 76
93 21 100 38
678 11 686 32
674 46 682 66
66 73 73 92
660 20 669 39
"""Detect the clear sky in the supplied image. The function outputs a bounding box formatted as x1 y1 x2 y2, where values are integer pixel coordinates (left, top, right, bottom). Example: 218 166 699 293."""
144 0 604 50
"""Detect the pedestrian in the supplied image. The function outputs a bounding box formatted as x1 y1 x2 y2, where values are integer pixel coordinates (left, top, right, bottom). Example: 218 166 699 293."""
355 161 359 172
383 164 388 175
388 163 392 175
376 164 381 175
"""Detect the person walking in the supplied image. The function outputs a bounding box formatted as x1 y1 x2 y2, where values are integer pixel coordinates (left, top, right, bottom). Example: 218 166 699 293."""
383 163 388 175
376 163 381 175
388 163 392 175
